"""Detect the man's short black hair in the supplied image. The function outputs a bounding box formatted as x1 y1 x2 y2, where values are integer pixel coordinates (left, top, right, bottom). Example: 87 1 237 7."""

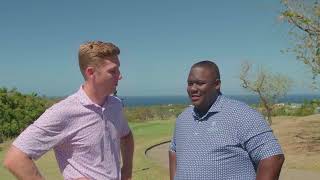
191 60 220 80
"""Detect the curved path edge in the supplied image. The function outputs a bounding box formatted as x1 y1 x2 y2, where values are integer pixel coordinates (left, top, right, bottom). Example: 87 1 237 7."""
145 140 171 156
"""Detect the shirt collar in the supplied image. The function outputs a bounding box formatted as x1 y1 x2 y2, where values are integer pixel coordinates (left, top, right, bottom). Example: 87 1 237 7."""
77 85 109 107
192 94 225 121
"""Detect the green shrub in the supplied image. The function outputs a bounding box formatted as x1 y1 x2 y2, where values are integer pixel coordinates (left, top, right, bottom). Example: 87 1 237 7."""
0 87 54 139
124 104 186 122
252 99 320 117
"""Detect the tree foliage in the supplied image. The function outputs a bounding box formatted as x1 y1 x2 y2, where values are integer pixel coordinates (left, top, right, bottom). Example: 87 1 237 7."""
0 87 53 141
240 62 293 124
124 104 186 122
280 0 320 87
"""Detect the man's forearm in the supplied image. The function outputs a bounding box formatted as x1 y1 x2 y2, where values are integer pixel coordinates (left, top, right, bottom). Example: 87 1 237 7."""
169 151 176 180
120 131 134 179
3 146 44 180
256 154 285 180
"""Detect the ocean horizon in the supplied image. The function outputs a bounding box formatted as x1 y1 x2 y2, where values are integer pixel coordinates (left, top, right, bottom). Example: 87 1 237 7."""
119 94 320 107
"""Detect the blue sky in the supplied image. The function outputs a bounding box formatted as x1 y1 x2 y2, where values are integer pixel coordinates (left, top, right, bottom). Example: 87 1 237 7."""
0 0 316 96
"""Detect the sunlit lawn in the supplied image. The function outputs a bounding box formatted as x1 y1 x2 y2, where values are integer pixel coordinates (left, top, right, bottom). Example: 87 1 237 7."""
0 119 174 180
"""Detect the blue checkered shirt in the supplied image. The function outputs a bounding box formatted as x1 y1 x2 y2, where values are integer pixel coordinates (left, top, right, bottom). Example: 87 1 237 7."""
170 95 283 180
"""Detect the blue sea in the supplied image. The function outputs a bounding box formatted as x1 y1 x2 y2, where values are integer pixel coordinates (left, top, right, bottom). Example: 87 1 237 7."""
119 94 320 107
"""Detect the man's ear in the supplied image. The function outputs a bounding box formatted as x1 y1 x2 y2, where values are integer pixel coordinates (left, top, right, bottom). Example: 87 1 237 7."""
85 67 95 79
215 79 221 90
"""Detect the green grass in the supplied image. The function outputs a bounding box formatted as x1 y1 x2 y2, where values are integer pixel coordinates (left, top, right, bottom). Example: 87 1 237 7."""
0 119 175 180
130 119 174 180
0 140 63 179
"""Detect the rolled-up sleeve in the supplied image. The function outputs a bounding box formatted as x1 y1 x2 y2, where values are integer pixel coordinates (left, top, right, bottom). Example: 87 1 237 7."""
13 106 67 160
118 106 130 137
239 110 283 167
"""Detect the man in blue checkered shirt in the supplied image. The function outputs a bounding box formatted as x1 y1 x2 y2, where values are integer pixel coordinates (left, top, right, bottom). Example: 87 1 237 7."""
169 61 284 180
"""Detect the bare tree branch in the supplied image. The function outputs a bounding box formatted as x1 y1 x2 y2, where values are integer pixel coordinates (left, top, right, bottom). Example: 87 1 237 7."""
239 62 292 124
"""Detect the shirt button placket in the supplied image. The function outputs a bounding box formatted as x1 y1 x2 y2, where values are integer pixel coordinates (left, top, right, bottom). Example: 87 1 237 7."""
100 107 106 162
